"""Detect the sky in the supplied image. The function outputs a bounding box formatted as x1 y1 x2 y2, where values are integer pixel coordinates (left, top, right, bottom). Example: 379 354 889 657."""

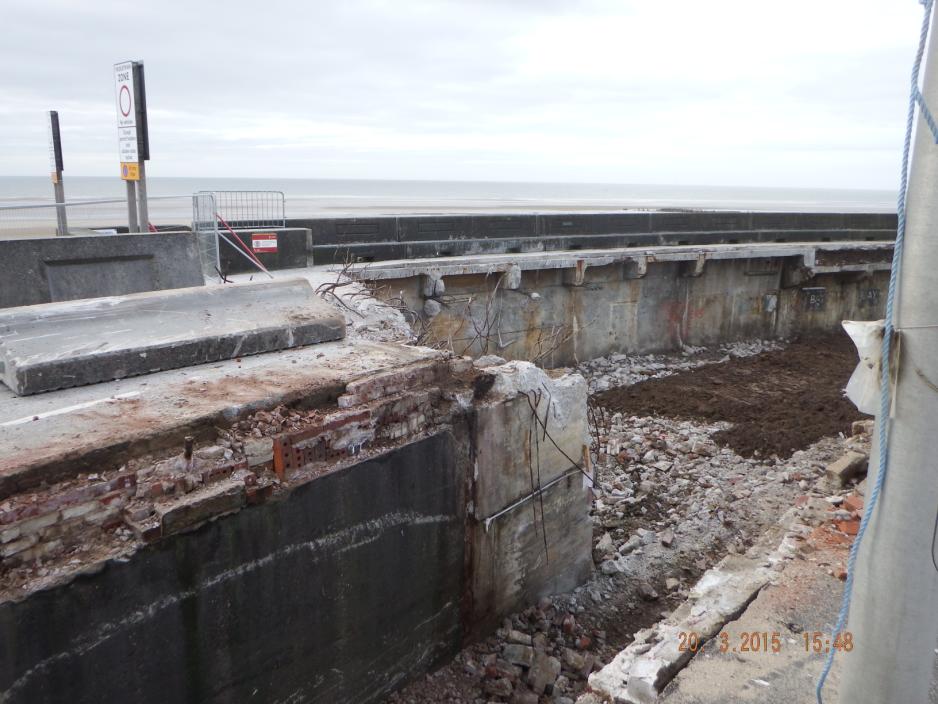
0 0 925 189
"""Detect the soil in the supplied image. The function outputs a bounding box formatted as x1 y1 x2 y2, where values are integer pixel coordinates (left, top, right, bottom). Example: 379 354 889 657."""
591 334 867 459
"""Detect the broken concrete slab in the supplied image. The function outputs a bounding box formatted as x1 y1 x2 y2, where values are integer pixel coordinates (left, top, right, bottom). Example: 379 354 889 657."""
825 450 868 487
0 339 442 499
0 278 345 396
156 479 245 536
586 555 772 704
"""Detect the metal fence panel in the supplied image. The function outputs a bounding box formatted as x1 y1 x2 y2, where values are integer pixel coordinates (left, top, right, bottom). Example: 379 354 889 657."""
200 190 286 229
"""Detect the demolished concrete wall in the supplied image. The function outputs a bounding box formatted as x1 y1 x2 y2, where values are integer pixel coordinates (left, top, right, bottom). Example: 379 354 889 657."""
0 348 593 703
357 243 891 365
0 435 463 704
467 363 593 639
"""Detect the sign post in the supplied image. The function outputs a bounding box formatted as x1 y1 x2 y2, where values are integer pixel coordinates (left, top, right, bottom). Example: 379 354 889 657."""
47 110 68 236
133 62 150 230
114 60 149 232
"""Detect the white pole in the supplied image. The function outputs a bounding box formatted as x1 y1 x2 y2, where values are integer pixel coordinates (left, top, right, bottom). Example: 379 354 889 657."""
839 5 938 702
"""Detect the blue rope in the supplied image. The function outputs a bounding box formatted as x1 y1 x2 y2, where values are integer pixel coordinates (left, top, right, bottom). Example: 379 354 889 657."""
816 0 935 700
914 87 938 143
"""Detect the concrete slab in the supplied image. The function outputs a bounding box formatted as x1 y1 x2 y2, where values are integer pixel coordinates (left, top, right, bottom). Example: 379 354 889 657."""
657 551 847 704
350 241 894 280
0 338 441 498
0 279 345 396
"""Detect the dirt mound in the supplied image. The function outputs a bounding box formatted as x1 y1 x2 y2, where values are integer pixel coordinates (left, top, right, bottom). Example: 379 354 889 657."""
591 334 867 458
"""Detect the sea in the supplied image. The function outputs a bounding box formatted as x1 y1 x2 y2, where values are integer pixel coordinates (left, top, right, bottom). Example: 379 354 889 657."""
0 176 896 216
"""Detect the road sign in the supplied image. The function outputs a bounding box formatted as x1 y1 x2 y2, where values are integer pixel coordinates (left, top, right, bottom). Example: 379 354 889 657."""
114 61 138 163
121 162 140 181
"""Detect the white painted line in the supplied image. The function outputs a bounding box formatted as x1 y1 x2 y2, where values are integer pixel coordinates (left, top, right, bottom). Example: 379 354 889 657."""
0 391 141 427
5 332 63 343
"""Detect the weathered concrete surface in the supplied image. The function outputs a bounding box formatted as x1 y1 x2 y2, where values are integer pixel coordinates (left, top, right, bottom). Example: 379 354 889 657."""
0 232 204 309
0 434 464 704
473 363 588 517
353 242 891 364
0 339 442 499
468 360 593 638
470 470 593 640
587 555 773 703
0 278 345 395
293 212 896 263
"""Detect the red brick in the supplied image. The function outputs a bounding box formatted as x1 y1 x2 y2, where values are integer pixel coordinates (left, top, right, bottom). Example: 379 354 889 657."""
106 473 137 492
843 495 864 513
835 519 859 536
245 484 273 505
100 490 128 507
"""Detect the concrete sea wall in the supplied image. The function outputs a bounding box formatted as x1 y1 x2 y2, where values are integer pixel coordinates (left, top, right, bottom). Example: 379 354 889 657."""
296 211 896 263
357 242 892 365
0 232 204 309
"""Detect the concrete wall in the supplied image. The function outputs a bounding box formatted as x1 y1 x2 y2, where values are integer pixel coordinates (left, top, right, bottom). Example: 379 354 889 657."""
293 212 896 263
362 248 890 365
0 366 593 703
0 232 204 309
0 435 464 704
467 370 592 638
215 228 313 277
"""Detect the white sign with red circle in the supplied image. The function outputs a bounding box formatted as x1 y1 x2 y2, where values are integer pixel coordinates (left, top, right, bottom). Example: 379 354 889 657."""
251 233 278 252
114 61 138 163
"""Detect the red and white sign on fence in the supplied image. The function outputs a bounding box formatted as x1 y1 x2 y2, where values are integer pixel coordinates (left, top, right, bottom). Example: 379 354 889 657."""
251 233 278 252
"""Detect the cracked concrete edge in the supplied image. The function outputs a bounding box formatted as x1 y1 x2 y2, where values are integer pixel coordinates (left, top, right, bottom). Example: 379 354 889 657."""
581 504 821 704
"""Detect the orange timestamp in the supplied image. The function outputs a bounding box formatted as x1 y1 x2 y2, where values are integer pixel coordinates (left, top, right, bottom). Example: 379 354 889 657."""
678 631 854 654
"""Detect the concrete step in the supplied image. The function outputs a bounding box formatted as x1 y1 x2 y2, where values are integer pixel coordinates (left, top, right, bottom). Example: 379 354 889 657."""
0 279 345 396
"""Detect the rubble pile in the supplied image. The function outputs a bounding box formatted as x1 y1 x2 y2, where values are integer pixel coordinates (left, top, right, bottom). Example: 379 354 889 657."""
390 338 870 704
390 594 605 704
578 339 785 393
587 412 845 582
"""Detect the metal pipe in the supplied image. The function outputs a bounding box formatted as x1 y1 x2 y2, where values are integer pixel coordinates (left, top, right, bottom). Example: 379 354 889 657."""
839 4 938 701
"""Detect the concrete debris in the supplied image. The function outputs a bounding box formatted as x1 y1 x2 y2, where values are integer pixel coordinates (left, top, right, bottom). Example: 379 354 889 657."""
587 554 773 703
234 268 416 345
577 339 785 394
475 354 508 368
423 298 443 318
825 450 869 487
390 340 870 704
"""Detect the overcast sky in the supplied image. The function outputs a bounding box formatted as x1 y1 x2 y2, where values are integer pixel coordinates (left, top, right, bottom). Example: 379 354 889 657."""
0 0 923 188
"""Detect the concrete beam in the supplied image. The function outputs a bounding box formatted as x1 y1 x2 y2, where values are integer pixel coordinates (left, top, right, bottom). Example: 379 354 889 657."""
350 241 893 281
0 279 345 396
